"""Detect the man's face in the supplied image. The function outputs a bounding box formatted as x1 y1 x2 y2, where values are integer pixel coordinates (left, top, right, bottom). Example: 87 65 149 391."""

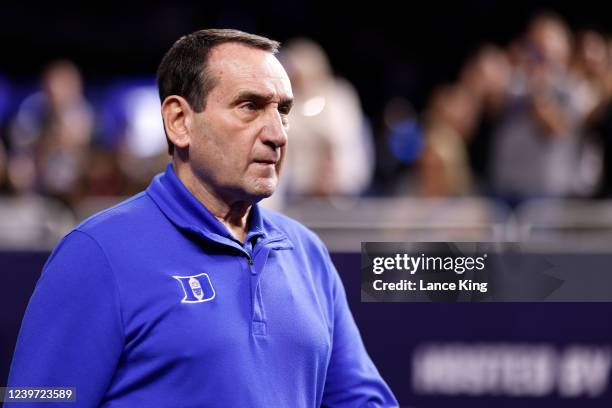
189 42 293 203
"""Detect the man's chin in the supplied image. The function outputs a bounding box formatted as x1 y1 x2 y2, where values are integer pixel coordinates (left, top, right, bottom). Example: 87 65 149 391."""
244 179 277 202
251 188 275 202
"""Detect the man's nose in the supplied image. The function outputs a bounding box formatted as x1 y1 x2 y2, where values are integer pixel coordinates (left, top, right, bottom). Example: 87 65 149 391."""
260 107 288 148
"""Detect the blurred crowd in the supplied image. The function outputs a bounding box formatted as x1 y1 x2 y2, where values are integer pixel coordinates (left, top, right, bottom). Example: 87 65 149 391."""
0 61 170 210
406 12 612 206
2 12 612 212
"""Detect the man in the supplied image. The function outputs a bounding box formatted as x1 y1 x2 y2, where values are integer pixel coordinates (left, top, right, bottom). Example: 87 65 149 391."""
490 13 591 202
6 29 398 407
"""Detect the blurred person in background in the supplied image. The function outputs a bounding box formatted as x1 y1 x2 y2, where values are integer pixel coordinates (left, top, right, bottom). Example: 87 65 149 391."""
279 38 374 199
0 141 6 191
0 75 9 193
489 12 595 204
461 44 512 192
116 84 169 194
579 31 612 197
571 29 610 117
566 28 609 196
8 60 93 206
380 97 424 196
83 146 126 196
418 83 479 196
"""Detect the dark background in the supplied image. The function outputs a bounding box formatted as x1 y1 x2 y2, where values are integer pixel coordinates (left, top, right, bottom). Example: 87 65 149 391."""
2 0 612 125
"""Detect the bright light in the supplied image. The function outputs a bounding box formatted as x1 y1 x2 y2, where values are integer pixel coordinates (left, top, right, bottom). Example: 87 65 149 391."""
302 96 326 117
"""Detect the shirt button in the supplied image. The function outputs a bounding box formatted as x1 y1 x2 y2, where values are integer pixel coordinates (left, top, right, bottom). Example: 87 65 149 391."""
252 321 267 336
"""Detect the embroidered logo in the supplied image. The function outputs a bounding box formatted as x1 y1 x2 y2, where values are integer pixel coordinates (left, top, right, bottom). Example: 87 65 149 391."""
173 273 216 303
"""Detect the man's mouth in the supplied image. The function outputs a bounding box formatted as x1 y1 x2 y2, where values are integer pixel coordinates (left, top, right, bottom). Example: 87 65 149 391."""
253 159 278 165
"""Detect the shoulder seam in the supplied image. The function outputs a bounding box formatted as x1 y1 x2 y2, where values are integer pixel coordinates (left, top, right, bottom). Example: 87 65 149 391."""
78 193 149 230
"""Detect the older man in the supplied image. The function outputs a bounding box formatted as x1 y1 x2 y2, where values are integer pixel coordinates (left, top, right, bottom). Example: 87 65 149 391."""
5 29 397 407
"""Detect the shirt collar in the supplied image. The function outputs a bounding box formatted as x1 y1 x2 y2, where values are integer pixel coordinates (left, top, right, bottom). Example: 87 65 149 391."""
146 164 289 250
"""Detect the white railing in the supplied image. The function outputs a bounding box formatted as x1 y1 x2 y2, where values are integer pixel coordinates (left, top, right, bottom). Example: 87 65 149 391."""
2 195 612 252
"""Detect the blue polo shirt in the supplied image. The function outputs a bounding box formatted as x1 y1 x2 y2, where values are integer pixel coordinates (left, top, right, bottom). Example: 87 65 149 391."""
6 164 397 407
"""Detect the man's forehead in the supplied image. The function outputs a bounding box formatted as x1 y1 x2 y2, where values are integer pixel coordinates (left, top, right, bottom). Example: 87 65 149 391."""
207 43 291 90
205 44 292 103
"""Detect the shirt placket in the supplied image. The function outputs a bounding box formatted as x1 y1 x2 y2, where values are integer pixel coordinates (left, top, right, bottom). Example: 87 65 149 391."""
248 245 272 337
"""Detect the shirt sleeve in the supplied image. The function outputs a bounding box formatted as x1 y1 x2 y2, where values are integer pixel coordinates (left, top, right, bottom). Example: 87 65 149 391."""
321 251 399 408
5 230 124 408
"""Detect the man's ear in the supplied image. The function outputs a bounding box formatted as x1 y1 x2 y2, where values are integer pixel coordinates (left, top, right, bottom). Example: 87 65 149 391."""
161 95 193 149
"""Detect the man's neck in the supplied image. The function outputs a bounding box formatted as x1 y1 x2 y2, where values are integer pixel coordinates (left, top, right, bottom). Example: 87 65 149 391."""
214 202 251 244
173 162 251 243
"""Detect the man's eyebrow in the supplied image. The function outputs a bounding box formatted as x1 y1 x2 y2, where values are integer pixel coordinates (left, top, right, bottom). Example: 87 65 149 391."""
234 91 293 107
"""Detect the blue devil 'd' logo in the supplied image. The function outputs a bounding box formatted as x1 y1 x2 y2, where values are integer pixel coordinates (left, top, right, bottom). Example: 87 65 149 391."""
173 273 216 303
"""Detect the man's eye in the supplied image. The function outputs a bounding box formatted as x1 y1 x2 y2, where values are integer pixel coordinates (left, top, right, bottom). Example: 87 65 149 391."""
278 105 291 115
241 102 257 111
